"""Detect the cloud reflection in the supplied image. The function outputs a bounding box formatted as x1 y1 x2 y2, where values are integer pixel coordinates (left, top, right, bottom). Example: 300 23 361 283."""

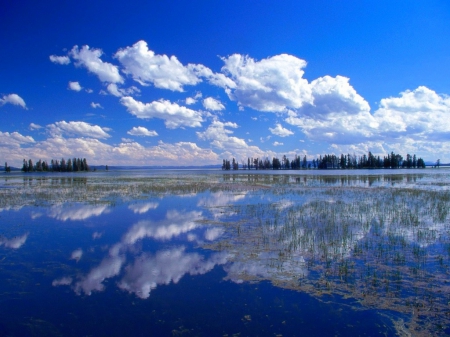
75 255 125 295
48 204 109 221
70 248 83 262
128 202 159 214
0 233 29 249
122 210 202 244
64 209 222 297
118 247 229 299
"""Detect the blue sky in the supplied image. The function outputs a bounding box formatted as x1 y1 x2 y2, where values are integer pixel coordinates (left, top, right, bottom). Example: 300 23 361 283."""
1 0 450 166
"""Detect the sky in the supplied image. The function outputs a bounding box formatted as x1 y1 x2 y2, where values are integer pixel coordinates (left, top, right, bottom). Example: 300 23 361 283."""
1 0 450 167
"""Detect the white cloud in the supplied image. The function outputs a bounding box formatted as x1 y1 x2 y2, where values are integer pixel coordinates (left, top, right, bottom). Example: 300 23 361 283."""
121 138 134 143
106 83 141 97
68 81 82 92
120 96 203 129
48 121 111 139
273 141 283 146
0 94 27 109
221 53 312 112
115 40 201 91
185 97 197 105
0 131 35 147
90 102 103 109
127 126 158 137
285 75 376 144
0 131 219 167
269 123 294 137
29 123 42 130
197 119 270 160
49 55 70 65
70 45 123 83
203 97 225 111
374 86 450 139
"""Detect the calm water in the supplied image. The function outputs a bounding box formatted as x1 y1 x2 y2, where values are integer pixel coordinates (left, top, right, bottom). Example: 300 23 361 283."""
1 169 450 336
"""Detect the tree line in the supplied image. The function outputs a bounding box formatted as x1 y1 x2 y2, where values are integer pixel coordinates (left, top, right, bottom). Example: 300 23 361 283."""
20 158 90 172
222 151 427 170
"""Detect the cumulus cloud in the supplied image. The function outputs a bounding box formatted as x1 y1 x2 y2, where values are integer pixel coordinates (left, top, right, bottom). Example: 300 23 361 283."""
70 45 123 83
48 121 111 139
269 123 294 137
0 135 218 167
127 126 158 137
197 119 270 159
0 94 27 109
49 55 70 65
203 97 225 111
221 54 312 112
374 86 450 140
29 123 42 130
90 102 103 109
68 81 82 92
273 141 283 146
106 83 140 97
115 40 201 91
285 75 376 144
185 97 196 105
120 96 203 129
0 131 35 147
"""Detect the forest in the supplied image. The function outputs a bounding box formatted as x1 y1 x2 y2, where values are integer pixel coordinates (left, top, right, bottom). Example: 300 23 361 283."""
18 158 90 172
222 151 427 170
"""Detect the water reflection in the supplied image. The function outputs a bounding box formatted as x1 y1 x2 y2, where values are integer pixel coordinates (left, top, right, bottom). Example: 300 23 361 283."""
128 202 159 214
2 171 450 335
0 232 28 249
123 210 202 243
52 207 225 299
203 184 450 334
118 247 228 299
48 204 109 221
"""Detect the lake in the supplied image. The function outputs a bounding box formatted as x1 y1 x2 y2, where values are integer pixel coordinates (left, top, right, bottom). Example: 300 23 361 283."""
1 169 450 336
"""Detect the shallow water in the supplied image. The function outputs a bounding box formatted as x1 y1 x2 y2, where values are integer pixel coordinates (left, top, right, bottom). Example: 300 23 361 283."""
1 169 450 336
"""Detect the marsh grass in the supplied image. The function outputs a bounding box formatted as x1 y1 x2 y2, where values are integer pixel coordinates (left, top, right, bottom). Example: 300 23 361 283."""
201 174 450 336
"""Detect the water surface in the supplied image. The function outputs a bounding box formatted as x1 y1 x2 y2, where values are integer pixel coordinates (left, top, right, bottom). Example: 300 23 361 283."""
1 169 450 336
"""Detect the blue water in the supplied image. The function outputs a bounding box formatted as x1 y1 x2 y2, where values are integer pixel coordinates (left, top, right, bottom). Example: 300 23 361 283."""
1 169 450 335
